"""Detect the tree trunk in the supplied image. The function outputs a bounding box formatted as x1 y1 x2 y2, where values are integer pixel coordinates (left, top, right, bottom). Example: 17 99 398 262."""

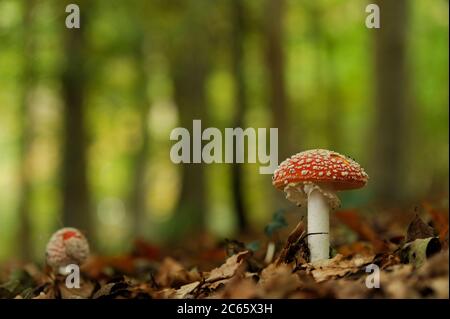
169 39 209 238
264 0 290 160
129 34 151 237
17 0 37 260
373 0 410 202
323 36 342 150
230 0 248 233
60 2 92 236
307 1 341 150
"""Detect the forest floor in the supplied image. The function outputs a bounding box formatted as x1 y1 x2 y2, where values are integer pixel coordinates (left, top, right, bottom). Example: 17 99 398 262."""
0 199 448 299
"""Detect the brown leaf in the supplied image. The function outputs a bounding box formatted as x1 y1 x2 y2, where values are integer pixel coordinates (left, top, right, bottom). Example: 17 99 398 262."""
172 281 201 299
82 255 136 278
132 238 161 260
276 221 308 265
337 242 374 257
406 214 435 242
335 210 389 253
258 263 302 298
153 288 176 299
57 278 95 299
211 276 258 299
33 289 56 299
423 202 449 247
205 251 249 283
307 254 374 282
155 257 201 288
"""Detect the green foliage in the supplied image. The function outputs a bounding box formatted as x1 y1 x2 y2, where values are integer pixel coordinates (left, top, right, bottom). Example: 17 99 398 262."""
264 209 288 237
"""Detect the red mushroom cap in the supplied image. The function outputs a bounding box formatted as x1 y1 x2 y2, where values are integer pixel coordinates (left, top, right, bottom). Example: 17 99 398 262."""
272 149 368 191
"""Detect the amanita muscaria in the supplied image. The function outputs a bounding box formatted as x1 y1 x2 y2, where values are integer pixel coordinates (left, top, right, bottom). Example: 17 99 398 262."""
45 227 90 274
272 149 368 262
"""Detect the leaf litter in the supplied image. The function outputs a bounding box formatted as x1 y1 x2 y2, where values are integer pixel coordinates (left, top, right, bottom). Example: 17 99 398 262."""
0 203 448 299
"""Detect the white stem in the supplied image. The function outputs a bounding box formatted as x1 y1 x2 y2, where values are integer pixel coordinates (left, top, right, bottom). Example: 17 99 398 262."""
307 187 330 262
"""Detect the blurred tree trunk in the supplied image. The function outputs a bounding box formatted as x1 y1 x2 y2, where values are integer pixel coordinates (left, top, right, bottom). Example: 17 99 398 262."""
129 34 151 237
373 0 410 202
264 0 290 160
230 0 248 233
169 28 210 238
17 0 36 260
323 36 342 150
60 2 92 236
306 1 341 150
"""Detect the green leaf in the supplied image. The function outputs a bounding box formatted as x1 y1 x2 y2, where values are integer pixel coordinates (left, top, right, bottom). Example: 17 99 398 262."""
400 237 441 268
264 209 288 237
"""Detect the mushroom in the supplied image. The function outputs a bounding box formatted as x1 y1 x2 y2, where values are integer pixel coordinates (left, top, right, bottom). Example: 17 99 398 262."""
272 149 368 262
45 227 90 275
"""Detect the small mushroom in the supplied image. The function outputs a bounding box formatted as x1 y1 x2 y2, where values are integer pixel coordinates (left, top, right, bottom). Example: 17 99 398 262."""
45 227 90 275
272 149 368 262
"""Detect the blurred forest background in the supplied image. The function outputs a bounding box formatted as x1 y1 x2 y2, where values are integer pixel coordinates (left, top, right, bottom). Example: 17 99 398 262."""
0 0 448 262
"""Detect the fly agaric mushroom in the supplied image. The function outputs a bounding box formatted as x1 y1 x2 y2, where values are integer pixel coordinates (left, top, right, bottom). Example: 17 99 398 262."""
272 149 368 262
45 227 90 275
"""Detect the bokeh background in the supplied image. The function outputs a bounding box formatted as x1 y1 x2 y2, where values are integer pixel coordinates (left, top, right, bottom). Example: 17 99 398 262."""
0 0 448 262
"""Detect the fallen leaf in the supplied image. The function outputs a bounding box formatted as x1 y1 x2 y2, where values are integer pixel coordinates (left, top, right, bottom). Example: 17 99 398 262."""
335 210 389 253
276 220 308 265
307 254 374 282
406 215 435 243
205 251 249 283
211 276 258 299
422 202 449 247
0 269 35 299
155 257 201 288
337 242 374 257
258 263 302 298
173 281 200 299
400 237 441 268
57 278 95 299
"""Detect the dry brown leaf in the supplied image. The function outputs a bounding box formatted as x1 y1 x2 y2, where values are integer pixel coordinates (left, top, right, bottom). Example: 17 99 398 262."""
258 263 302 298
210 276 258 299
308 254 374 282
82 255 136 278
155 257 201 288
32 284 56 299
276 221 308 265
173 281 201 299
406 214 435 242
205 251 249 283
335 210 389 253
153 287 176 299
423 202 449 248
58 278 95 299
337 242 375 257
380 264 417 298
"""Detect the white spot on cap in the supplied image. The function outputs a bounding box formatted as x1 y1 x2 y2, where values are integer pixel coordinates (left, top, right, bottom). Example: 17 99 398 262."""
301 170 309 175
